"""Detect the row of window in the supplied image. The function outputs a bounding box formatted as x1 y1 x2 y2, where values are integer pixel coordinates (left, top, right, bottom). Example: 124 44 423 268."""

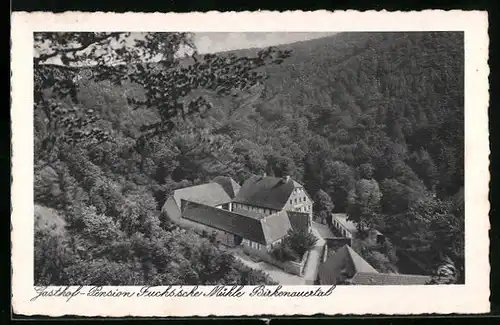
233 203 274 215
290 196 308 205
333 219 352 238
269 238 282 249
295 205 312 213
248 240 261 250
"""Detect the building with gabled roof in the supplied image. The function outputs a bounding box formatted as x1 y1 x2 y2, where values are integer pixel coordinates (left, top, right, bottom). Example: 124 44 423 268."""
173 182 232 208
212 176 241 199
181 200 267 245
331 213 358 238
162 176 240 224
233 175 296 211
317 244 431 285
179 199 309 252
348 272 431 285
232 174 314 225
318 244 378 285
331 213 385 244
161 174 313 266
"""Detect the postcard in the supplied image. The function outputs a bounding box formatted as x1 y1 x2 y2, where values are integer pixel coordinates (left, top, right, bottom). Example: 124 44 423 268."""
11 10 490 316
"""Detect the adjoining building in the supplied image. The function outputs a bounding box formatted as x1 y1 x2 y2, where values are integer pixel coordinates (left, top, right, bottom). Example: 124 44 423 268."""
161 174 313 253
232 174 314 224
180 200 301 251
331 213 385 243
331 213 358 238
317 244 431 285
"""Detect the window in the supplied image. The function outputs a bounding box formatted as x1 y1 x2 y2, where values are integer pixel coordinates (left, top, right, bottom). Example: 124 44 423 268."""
303 197 306 202
294 198 297 204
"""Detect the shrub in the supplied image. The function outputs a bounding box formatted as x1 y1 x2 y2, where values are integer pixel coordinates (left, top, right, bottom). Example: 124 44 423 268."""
285 228 318 257
271 243 299 262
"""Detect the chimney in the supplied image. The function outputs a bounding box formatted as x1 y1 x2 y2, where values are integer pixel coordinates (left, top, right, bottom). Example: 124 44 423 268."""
284 175 290 182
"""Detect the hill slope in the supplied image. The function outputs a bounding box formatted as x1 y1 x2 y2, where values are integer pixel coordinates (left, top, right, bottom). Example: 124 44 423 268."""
34 32 464 283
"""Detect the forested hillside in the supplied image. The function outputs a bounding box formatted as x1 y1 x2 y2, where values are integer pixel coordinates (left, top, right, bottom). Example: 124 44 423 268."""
34 32 464 284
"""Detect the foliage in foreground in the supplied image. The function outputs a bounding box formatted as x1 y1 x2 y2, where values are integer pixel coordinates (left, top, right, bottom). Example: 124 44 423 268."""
34 32 288 285
272 228 318 262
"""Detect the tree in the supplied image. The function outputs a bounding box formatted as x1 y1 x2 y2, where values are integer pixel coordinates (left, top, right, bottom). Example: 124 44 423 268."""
271 243 300 262
314 189 334 224
347 179 382 231
34 218 75 285
305 153 355 212
357 163 375 179
284 228 318 257
408 148 438 190
380 178 426 215
33 31 465 284
34 32 292 168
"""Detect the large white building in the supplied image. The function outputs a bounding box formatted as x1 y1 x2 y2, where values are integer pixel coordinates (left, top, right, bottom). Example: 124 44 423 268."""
232 175 314 227
161 174 312 253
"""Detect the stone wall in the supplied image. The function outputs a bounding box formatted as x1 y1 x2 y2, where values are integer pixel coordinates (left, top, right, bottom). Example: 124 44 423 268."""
243 245 309 276
325 237 352 250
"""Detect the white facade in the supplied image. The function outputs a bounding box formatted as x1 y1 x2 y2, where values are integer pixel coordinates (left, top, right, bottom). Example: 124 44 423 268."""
232 202 277 216
331 214 356 238
283 185 313 221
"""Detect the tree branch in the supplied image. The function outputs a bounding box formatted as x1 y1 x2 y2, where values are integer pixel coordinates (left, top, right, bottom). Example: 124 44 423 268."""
35 33 122 65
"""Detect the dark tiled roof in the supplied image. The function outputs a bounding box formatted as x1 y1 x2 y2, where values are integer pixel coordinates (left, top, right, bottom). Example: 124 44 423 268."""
318 245 378 285
345 245 379 273
318 245 357 285
350 272 431 285
181 200 267 245
287 211 310 232
212 176 241 199
174 183 232 207
233 175 297 210
261 211 292 244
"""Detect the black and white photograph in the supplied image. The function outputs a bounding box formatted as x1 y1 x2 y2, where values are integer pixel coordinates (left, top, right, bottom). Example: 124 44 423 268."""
12 11 489 316
32 29 465 286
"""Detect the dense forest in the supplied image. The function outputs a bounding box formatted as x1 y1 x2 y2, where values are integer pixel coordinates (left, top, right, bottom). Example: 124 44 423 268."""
34 32 464 285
